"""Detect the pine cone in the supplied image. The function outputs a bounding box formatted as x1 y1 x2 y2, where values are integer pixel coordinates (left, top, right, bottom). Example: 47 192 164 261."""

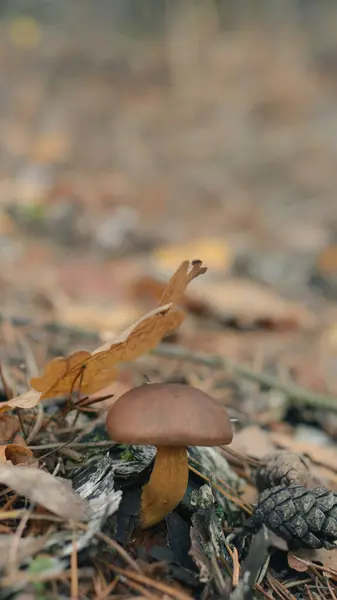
247 485 337 549
255 451 311 492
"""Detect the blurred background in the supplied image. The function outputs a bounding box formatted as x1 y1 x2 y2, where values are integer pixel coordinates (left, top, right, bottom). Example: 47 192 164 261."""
2 0 337 389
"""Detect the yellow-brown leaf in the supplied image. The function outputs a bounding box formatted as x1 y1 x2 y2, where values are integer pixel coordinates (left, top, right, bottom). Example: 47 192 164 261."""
29 260 206 399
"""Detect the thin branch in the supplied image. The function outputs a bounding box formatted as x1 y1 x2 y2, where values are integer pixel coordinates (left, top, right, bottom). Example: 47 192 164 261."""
152 343 337 413
29 441 116 451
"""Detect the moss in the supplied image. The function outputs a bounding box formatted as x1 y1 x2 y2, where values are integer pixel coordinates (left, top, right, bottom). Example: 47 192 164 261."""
120 446 136 462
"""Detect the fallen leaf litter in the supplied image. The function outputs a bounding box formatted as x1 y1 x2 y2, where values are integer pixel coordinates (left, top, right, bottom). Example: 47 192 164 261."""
1 257 337 600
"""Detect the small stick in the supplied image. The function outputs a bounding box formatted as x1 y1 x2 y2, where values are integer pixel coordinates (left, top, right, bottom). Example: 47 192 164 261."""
29 441 115 451
70 536 79 600
152 343 337 413
231 546 240 588
26 404 44 444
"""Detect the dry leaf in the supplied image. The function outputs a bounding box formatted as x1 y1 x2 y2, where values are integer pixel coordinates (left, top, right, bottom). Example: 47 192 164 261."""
288 548 337 573
0 444 34 465
270 432 337 473
0 465 89 521
30 304 174 399
0 389 41 413
186 279 315 330
29 260 206 400
30 351 92 395
228 426 275 460
0 415 20 443
159 260 207 306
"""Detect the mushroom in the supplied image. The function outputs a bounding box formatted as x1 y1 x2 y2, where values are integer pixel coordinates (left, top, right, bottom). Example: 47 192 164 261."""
106 382 233 529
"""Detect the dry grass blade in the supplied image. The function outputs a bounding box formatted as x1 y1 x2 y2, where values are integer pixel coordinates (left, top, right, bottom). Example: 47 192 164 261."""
188 464 253 515
306 562 337 581
109 565 193 600
94 531 142 574
326 579 337 600
305 586 317 600
254 583 276 600
120 578 160 600
93 576 119 600
231 546 240 588
266 573 297 600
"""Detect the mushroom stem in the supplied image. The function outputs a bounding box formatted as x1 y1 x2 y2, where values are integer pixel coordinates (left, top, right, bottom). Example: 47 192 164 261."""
140 446 188 529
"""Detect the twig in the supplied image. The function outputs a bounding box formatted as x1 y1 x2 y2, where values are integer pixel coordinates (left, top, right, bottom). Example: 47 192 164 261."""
230 527 270 600
93 576 119 600
94 531 142 574
152 343 337 413
29 441 115 451
26 403 44 444
119 578 159 600
232 547 240 588
71 536 79 600
326 579 337 600
108 565 193 600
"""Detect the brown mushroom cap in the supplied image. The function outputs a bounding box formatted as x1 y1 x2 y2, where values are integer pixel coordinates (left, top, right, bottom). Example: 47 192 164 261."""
106 382 233 446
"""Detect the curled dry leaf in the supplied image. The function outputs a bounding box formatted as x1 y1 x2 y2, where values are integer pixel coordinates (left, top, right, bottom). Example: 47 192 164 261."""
0 389 41 413
158 259 207 305
0 464 90 521
29 260 206 400
0 414 21 443
0 443 34 466
228 425 275 460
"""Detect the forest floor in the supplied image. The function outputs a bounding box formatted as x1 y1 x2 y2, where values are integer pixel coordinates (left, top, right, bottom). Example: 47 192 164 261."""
1 12 337 599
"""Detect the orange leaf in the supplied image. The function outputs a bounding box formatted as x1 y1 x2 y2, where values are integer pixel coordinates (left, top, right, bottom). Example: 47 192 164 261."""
159 260 207 306
0 415 20 444
29 261 206 399
0 443 33 466
30 350 91 395
5 444 34 465
37 305 173 399
39 308 185 399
